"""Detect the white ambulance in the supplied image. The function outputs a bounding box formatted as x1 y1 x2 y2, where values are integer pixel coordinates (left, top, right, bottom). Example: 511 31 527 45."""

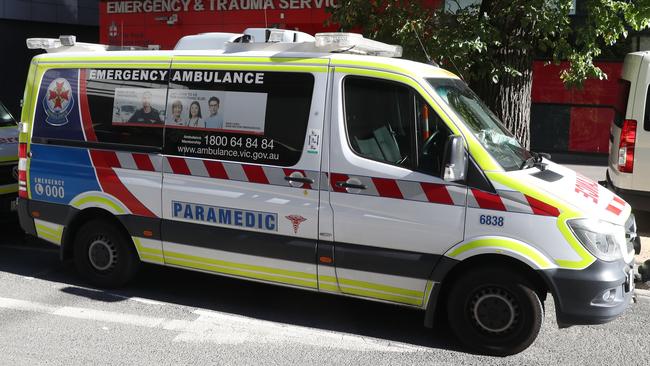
17 31 638 356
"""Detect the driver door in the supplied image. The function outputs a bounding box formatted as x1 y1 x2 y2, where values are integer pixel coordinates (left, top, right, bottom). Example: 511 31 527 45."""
325 71 468 306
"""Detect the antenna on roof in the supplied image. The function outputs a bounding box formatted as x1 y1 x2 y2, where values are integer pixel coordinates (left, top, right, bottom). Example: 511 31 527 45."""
411 23 435 66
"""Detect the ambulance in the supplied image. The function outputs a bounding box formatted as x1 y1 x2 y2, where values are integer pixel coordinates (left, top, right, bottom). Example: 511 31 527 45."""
17 31 638 356
0 100 18 214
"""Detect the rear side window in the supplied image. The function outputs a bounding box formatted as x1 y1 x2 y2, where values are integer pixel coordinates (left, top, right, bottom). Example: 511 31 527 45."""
164 70 314 167
645 85 650 131
614 79 631 128
32 68 166 149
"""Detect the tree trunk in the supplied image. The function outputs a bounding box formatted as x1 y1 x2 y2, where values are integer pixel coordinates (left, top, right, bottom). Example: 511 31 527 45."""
470 50 534 149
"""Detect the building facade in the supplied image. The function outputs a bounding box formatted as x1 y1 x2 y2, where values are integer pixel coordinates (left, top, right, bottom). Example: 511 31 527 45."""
1 0 99 117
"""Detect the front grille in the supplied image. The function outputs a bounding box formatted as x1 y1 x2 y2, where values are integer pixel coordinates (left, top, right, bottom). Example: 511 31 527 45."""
0 163 17 185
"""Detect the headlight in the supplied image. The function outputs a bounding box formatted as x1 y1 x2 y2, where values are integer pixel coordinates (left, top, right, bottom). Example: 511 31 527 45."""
567 219 625 262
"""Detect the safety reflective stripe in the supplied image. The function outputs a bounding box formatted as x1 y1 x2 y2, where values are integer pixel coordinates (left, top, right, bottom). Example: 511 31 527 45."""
486 171 595 269
172 56 330 65
0 184 17 195
448 238 554 269
164 250 317 288
318 275 423 306
163 155 321 190
0 156 17 163
132 237 164 264
70 194 127 215
171 63 327 73
34 219 64 245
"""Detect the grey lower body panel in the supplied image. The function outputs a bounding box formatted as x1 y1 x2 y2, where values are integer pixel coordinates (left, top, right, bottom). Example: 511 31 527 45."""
541 258 635 327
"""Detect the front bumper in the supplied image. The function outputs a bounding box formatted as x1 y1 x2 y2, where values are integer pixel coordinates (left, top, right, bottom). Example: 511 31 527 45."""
542 259 635 327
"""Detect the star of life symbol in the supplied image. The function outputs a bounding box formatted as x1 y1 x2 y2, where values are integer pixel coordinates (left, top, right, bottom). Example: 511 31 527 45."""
285 215 307 234
109 22 118 38
43 78 74 126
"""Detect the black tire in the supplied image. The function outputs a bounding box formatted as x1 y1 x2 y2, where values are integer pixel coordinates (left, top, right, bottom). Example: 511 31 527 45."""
73 219 140 288
447 267 543 356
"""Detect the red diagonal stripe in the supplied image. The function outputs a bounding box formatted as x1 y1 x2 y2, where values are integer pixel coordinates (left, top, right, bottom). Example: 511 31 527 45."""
79 69 98 142
242 165 269 184
89 151 155 217
613 196 625 206
372 177 403 199
167 157 191 176
606 203 623 216
472 189 506 211
91 150 120 168
132 153 155 171
329 173 349 193
525 195 561 217
204 160 229 179
420 182 454 205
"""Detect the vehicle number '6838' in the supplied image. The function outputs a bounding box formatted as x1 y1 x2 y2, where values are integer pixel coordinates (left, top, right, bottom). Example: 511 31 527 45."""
479 215 504 227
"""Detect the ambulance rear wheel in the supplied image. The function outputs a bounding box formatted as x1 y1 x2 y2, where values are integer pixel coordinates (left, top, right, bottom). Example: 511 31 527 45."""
447 267 543 356
73 219 140 288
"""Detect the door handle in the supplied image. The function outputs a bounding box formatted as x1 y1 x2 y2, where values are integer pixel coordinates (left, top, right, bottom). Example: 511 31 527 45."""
335 181 367 190
284 176 314 184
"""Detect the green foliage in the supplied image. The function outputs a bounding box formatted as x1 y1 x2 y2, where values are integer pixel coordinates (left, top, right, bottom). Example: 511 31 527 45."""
329 0 650 88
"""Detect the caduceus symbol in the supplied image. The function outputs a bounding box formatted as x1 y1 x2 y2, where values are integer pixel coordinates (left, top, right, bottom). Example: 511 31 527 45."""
285 215 307 234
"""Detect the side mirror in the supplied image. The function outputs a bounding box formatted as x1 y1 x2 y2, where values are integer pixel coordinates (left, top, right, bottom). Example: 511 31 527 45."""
442 135 467 182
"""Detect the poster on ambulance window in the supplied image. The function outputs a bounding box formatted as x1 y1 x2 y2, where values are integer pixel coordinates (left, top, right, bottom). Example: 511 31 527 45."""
165 89 268 135
112 88 166 127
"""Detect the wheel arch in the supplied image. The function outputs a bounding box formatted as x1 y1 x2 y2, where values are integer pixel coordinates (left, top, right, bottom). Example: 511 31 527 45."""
424 253 550 328
61 207 131 261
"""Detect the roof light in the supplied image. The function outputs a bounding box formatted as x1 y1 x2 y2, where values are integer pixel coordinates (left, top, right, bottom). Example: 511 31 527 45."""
59 35 76 47
26 38 61 50
315 32 403 57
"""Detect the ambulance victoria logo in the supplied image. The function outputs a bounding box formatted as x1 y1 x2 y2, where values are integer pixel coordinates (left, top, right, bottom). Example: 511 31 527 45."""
285 215 307 234
43 78 74 126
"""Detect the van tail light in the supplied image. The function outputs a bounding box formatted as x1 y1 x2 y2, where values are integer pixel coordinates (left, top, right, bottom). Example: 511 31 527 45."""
18 142 28 198
617 119 637 173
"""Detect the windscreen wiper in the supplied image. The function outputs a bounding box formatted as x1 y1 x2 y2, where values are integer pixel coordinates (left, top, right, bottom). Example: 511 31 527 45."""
520 152 551 170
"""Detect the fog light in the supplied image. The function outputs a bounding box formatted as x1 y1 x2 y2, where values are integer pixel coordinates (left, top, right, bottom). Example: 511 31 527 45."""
602 289 616 302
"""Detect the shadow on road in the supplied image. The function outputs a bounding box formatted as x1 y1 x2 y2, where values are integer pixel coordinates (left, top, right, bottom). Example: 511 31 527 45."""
0 222 463 354
634 210 650 237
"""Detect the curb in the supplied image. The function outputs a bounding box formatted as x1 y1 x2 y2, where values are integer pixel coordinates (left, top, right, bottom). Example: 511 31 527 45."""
635 288 650 297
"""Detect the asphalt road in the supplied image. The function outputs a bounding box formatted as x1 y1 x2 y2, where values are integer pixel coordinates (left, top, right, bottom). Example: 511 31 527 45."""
1 221 649 365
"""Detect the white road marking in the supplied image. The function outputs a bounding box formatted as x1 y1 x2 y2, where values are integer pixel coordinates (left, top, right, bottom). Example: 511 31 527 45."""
0 296 428 353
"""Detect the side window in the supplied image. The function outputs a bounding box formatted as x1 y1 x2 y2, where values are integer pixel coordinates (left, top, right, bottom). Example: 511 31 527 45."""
164 70 314 166
86 69 167 148
643 85 650 131
32 68 166 148
415 97 452 176
343 76 451 177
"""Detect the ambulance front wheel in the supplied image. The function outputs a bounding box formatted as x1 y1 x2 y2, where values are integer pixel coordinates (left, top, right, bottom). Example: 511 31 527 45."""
73 219 140 288
447 267 543 356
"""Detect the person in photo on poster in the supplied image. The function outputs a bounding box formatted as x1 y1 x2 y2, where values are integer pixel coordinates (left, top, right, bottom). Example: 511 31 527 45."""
205 96 225 129
128 91 162 124
169 100 185 126
188 101 204 128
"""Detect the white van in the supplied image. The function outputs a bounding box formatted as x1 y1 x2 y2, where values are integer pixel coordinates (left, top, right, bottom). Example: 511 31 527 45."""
17 31 638 356
607 51 650 212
